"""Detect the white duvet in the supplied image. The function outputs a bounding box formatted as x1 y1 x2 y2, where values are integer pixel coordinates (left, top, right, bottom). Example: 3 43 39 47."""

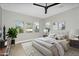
37 37 56 43
34 37 64 56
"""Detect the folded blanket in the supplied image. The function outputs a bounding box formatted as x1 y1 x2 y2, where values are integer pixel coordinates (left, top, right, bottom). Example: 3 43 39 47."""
54 41 64 56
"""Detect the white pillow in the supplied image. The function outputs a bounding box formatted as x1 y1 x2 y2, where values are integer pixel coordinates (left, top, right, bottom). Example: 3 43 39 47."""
56 34 65 40
48 33 56 38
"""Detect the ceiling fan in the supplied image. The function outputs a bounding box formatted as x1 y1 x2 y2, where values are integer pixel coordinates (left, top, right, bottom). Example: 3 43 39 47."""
33 3 60 14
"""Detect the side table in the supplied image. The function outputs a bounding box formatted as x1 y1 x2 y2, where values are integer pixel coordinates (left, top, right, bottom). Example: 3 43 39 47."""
69 40 79 48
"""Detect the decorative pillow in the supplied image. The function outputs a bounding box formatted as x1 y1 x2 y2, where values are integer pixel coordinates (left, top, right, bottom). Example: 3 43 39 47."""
56 32 69 40
56 34 64 40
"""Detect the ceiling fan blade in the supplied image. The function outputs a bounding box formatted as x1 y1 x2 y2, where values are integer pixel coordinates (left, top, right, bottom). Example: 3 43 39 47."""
33 3 45 8
45 8 47 14
47 3 60 8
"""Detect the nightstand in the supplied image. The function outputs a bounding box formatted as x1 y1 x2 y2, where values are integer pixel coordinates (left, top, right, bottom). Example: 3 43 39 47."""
69 40 79 48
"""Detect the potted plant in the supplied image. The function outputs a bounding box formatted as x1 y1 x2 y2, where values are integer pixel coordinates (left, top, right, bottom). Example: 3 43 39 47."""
7 27 18 45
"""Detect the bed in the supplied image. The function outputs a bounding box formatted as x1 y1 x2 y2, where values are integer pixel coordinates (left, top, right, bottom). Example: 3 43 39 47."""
32 37 69 56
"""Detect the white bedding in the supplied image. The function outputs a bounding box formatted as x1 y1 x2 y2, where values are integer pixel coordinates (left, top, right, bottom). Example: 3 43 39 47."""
36 37 56 43
33 37 65 56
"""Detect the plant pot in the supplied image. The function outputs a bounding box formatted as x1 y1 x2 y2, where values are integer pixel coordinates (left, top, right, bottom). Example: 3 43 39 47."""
11 39 15 45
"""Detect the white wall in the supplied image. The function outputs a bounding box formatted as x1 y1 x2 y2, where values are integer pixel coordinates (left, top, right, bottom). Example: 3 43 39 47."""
2 9 45 43
0 6 2 30
0 6 2 39
44 6 79 33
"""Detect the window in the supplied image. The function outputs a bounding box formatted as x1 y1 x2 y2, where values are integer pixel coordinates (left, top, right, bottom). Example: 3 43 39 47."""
15 20 24 33
53 22 65 30
53 22 59 30
24 23 33 32
59 22 65 30
34 22 39 32
16 20 40 33
43 22 50 35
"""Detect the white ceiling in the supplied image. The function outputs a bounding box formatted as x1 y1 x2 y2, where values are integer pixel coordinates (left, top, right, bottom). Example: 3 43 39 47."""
0 3 79 19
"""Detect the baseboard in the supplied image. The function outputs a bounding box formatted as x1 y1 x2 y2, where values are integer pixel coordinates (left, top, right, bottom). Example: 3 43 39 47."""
15 39 32 44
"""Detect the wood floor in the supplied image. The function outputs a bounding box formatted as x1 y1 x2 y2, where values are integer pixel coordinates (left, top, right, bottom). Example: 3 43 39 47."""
10 42 79 56
10 44 26 56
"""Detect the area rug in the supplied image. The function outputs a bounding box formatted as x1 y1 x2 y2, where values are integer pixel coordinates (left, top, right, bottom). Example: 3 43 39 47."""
22 42 43 56
22 42 79 56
